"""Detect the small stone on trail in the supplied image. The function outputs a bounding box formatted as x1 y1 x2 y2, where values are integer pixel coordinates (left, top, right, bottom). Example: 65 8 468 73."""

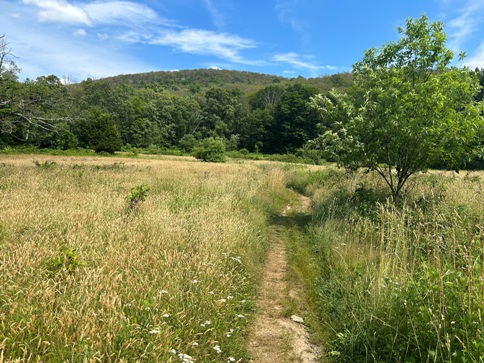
290 315 304 324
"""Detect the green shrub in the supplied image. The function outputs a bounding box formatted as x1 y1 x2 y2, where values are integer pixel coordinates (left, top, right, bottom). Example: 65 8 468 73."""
192 137 226 162
33 160 57 169
46 247 84 277
178 134 199 152
127 184 150 211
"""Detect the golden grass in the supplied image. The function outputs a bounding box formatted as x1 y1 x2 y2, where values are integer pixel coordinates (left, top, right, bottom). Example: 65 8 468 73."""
0 155 291 362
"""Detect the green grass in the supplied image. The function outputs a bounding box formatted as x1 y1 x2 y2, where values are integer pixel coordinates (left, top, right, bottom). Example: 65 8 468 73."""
285 168 484 362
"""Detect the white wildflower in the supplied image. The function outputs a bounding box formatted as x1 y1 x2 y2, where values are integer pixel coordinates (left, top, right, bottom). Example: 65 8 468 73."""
160 290 169 295
213 345 222 354
230 256 242 263
237 314 245 319
200 320 212 327
192 342 199 346
162 313 170 318
149 329 160 334
178 352 194 363
227 357 236 362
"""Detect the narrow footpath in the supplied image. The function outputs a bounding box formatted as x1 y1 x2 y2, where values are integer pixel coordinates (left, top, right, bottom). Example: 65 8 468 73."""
248 195 321 363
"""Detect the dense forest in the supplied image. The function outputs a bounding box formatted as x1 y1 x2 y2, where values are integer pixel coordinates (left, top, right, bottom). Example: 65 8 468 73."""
0 39 354 156
1 30 484 162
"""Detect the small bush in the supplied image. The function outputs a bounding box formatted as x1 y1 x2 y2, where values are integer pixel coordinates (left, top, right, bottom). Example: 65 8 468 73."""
33 160 57 169
127 184 150 211
46 247 84 277
193 137 226 162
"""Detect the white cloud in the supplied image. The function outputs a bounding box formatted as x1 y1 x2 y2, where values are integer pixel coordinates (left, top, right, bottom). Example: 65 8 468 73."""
83 1 159 26
22 0 169 28
17 33 151 80
97 33 109 41
203 0 225 28
273 52 336 73
446 0 484 51
73 28 87 37
276 0 303 32
151 29 255 63
465 41 484 68
2 5 151 80
22 0 92 25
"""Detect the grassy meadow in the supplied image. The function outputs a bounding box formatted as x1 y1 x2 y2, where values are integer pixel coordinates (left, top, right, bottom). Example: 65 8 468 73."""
2 153 484 363
0 155 293 362
287 168 484 362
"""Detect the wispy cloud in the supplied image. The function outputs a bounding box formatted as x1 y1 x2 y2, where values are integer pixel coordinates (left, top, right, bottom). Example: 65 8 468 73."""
276 0 304 33
275 0 310 45
3 0 159 79
72 28 87 38
273 52 337 75
151 29 256 63
22 0 169 28
446 0 484 51
6 0 307 79
83 1 159 25
437 0 484 68
22 0 92 25
18 0 259 67
10 26 151 80
203 0 226 28
465 42 484 68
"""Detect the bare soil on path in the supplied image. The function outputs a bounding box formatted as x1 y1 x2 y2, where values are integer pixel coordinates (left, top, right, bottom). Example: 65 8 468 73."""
248 196 321 362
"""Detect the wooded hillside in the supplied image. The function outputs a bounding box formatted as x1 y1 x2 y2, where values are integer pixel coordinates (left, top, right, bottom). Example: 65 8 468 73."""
1 63 354 155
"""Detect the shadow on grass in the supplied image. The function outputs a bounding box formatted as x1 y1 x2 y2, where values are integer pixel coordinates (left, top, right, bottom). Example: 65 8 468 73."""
268 209 312 230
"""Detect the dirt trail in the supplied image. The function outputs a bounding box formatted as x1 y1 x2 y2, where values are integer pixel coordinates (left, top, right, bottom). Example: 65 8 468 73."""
248 196 320 362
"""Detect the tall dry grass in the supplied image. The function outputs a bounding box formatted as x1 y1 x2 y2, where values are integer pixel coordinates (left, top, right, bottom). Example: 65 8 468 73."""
0 155 291 362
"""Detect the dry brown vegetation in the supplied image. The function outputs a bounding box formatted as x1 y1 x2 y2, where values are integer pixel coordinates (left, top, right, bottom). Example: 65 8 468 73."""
0 155 292 362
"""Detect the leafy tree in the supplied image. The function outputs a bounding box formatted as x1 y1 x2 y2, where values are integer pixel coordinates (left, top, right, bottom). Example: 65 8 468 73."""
265 83 320 154
309 15 484 202
172 95 203 139
474 68 484 102
240 107 273 151
201 88 246 139
1 72 75 145
0 35 20 81
76 107 123 153
249 85 284 110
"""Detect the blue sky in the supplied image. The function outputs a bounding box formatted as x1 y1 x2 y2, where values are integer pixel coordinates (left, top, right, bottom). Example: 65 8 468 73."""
2 0 484 82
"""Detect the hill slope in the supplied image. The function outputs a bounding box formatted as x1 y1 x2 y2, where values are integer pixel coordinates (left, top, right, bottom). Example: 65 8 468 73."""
99 68 353 94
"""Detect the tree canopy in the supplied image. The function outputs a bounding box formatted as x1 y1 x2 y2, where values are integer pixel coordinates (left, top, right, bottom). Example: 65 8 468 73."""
309 15 484 201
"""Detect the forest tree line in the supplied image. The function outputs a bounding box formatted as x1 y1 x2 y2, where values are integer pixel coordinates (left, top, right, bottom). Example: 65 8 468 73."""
0 67 355 155
2 32 484 159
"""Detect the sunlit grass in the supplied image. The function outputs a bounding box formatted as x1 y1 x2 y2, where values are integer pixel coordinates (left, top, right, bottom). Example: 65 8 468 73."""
0 155 292 362
287 168 484 362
